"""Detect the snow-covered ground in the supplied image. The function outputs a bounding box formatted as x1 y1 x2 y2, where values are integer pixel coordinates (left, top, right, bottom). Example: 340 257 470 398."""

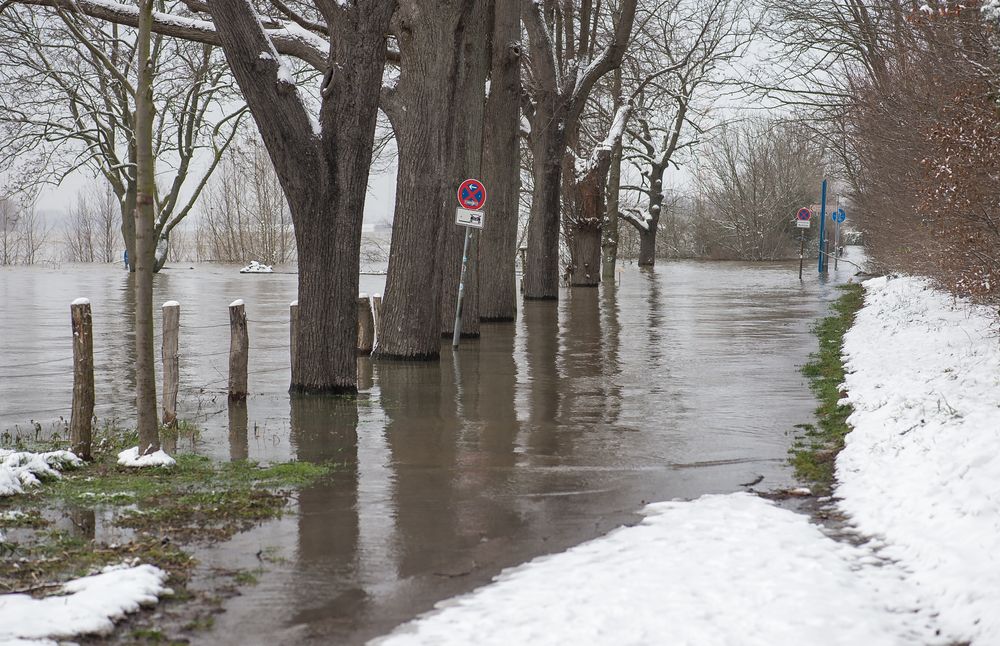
0 563 169 645
376 276 999 645
837 276 1000 643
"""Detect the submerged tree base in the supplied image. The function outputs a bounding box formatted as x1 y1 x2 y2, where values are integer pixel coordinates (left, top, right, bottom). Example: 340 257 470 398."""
791 283 865 495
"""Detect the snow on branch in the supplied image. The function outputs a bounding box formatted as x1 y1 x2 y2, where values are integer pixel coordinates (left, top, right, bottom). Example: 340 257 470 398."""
12 0 329 71
620 207 653 232
575 103 632 181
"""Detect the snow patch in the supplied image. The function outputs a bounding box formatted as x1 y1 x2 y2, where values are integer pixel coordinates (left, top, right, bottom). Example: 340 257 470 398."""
0 450 82 497
116 447 176 468
836 275 1000 644
0 563 170 643
240 261 272 274
229 299 245 308
162 300 180 308
376 493 942 645
71 297 90 306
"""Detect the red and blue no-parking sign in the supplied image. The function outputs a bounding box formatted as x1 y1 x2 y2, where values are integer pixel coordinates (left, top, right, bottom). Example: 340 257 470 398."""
458 179 487 210
796 207 812 221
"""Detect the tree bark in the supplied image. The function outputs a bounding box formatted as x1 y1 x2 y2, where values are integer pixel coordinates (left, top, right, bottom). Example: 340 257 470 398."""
601 68 623 280
523 121 567 299
438 0 491 339
134 0 160 453
208 0 393 392
479 0 521 321
566 153 612 286
637 164 664 267
378 0 484 358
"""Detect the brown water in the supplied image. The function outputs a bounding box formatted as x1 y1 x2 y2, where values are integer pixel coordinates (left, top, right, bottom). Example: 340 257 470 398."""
0 254 860 644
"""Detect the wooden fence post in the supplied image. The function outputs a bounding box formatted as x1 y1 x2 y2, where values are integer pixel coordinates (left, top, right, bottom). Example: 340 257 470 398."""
290 300 299 382
229 299 248 401
357 293 374 355
161 300 180 427
69 298 94 460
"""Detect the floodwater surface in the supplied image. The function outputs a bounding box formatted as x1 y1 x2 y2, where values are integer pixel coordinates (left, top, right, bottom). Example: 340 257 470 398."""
0 255 860 644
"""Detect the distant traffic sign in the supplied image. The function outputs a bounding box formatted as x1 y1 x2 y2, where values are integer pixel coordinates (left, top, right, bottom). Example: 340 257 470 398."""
832 208 846 223
458 179 487 210
796 207 812 221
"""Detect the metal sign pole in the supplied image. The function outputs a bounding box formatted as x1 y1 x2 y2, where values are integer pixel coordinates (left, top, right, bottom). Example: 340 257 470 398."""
817 179 827 273
452 226 473 348
799 229 805 280
833 197 841 271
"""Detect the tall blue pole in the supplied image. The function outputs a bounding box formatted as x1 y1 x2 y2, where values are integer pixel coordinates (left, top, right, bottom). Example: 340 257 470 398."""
817 179 827 273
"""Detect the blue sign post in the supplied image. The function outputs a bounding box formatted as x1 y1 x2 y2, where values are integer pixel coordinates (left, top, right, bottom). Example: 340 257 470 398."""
832 207 846 270
817 180 828 273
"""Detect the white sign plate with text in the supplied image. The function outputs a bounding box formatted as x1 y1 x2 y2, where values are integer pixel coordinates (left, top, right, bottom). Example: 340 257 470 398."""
456 207 485 229
796 219 811 229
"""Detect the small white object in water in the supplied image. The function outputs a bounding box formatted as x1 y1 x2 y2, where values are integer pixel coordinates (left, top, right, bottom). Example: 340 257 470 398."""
240 261 273 274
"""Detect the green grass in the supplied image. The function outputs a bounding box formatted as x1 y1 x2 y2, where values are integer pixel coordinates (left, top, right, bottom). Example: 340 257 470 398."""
791 283 864 495
1 445 332 590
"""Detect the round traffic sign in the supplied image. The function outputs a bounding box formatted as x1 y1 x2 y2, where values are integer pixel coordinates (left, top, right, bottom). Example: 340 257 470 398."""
458 179 487 210
832 209 846 223
796 207 812 221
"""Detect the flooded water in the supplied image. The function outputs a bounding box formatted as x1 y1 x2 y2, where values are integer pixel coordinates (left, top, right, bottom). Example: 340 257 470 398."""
0 254 860 643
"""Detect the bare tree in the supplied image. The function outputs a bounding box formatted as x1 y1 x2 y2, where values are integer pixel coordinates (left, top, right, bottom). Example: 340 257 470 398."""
0 195 20 265
0 6 245 272
64 193 96 263
617 0 755 267
519 0 638 299
133 0 159 453
199 128 294 263
479 0 523 321
375 0 493 358
7 0 397 392
697 118 823 260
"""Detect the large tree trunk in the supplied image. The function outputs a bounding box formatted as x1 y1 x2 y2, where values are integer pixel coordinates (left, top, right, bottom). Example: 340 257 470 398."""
566 154 611 287
378 0 480 358
133 0 159 452
438 0 491 339
601 69 623 280
637 227 657 266
637 166 664 267
210 0 392 393
523 115 566 300
479 1 521 321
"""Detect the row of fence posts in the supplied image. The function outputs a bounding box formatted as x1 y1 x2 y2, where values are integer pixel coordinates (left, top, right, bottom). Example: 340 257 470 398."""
67 293 383 461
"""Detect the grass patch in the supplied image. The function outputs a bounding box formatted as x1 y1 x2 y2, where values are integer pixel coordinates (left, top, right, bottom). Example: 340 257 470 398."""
36 454 332 541
1 420 331 641
1 445 332 595
1 529 194 594
791 283 864 495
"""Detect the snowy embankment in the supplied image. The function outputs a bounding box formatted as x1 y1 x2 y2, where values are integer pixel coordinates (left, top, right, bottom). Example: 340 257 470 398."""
377 275 997 645
837 276 1000 643
0 563 170 645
